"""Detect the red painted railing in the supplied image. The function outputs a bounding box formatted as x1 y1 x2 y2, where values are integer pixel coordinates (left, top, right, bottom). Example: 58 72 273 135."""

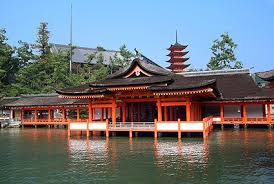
203 116 213 138
22 118 88 125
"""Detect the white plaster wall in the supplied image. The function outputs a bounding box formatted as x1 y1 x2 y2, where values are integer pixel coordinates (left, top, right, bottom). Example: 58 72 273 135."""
157 123 178 131
89 123 106 130
180 123 203 131
246 104 263 117
224 105 241 118
70 123 87 130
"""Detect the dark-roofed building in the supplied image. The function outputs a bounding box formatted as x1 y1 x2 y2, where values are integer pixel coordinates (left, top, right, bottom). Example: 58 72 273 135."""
255 69 274 88
51 43 119 65
2 52 274 137
0 97 20 121
55 54 274 137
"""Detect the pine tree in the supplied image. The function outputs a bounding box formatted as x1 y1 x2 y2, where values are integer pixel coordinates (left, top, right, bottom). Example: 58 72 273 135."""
109 44 133 73
33 22 50 56
207 32 243 70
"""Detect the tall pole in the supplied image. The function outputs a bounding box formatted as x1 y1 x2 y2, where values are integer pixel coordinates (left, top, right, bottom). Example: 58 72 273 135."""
175 30 178 43
69 3 73 74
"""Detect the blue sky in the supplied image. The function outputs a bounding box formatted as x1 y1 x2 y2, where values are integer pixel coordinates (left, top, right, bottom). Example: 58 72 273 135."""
1 0 274 72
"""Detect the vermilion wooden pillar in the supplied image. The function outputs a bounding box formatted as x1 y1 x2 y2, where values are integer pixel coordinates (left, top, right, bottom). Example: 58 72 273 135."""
122 105 126 122
186 99 191 122
243 103 247 122
220 104 224 121
77 108 80 121
267 103 271 122
112 98 117 126
88 101 92 123
157 98 162 122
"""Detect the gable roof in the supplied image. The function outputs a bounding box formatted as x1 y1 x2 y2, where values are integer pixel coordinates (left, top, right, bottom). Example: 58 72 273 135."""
106 54 173 79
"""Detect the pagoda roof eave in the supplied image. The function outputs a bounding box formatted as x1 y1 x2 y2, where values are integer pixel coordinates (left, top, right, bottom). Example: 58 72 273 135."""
167 64 190 70
166 58 190 63
167 44 188 51
167 51 189 57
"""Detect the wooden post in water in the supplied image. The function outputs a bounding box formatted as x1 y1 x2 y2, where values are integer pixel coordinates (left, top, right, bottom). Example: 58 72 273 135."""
68 119 71 137
129 129 133 138
86 120 89 137
243 103 247 129
178 118 181 139
106 119 109 138
154 119 157 138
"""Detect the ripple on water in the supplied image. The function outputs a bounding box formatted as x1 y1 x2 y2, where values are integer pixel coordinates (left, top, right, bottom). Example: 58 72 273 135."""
0 129 273 184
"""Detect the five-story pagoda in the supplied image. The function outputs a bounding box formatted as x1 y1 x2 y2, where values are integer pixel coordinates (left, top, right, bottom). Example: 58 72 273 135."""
167 31 190 73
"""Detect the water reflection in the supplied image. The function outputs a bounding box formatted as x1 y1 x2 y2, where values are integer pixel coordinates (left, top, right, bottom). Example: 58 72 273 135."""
0 129 273 183
153 138 209 176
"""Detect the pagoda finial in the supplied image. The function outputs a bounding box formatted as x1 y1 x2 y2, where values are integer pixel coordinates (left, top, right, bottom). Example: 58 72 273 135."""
175 30 178 43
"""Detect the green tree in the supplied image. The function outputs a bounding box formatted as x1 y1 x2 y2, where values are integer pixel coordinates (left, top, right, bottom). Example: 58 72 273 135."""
33 22 50 56
207 32 243 70
0 29 20 97
16 40 34 66
109 44 134 73
12 51 72 95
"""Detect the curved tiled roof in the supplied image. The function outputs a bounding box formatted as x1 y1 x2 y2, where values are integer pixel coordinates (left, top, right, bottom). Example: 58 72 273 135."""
106 55 173 79
91 76 174 87
3 93 88 107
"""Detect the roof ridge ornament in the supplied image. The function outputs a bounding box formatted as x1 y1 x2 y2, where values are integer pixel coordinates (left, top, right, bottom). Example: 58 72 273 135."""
134 48 143 60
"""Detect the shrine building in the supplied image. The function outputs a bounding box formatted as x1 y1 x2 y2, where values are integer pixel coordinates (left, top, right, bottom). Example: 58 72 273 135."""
1 39 274 138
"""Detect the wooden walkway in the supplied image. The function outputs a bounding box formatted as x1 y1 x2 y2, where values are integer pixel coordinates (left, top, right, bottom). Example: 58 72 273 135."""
67 117 214 139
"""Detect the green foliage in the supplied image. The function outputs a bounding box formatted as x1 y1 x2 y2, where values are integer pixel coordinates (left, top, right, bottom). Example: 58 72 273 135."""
207 32 243 70
0 22 134 98
96 46 106 51
17 41 34 66
109 44 134 74
11 51 72 94
33 22 50 56
0 29 20 97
